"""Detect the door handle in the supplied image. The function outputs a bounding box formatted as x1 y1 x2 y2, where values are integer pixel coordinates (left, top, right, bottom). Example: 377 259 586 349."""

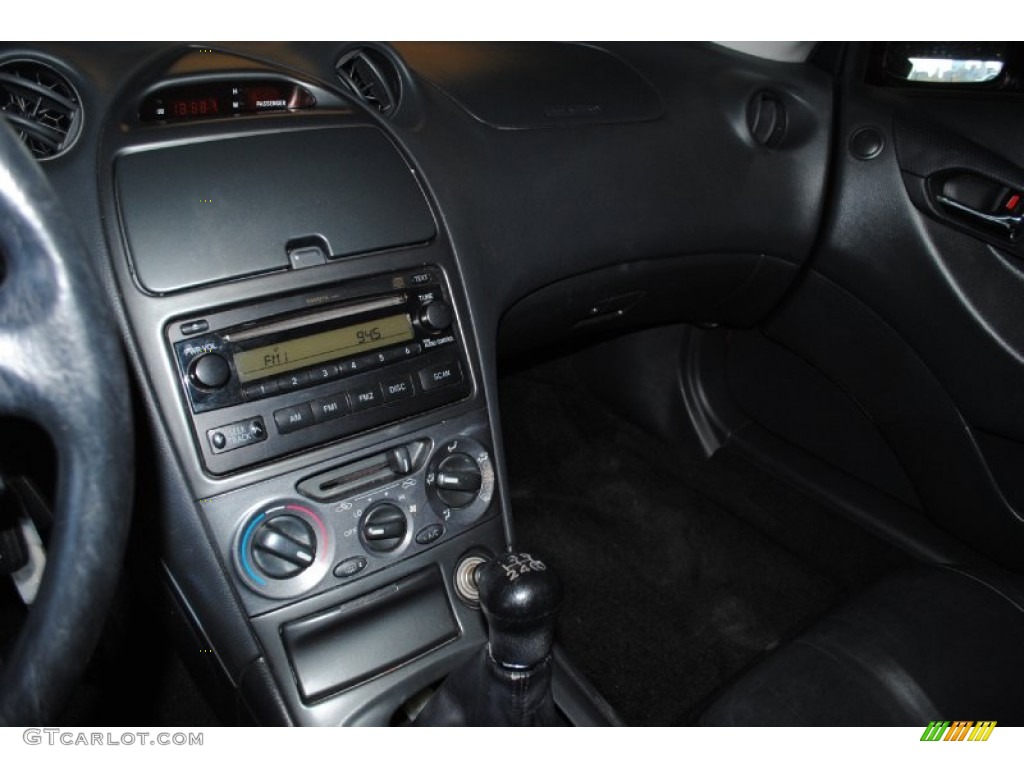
935 193 1024 241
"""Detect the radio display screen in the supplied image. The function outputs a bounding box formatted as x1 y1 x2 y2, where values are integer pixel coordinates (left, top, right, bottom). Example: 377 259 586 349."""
233 314 414 383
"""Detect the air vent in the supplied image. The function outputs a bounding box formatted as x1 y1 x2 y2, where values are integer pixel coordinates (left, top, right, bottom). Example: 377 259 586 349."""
0 59 82 160
336 48 400 116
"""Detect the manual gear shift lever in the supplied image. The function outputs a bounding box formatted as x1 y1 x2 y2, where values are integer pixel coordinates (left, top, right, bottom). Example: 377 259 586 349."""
477 552 563 668
414 552 564 726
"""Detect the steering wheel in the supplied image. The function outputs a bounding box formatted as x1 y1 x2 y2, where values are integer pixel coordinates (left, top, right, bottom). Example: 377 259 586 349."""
0 118 133 724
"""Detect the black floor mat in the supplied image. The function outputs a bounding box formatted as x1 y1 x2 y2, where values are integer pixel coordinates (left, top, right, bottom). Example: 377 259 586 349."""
499 359 911 726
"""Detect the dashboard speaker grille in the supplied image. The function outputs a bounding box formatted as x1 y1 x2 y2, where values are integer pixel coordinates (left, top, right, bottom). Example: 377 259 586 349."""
0 59 82 160
336 48 399 116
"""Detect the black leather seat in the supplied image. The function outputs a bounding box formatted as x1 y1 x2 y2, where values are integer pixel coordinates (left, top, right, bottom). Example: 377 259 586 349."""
701 566 1024 726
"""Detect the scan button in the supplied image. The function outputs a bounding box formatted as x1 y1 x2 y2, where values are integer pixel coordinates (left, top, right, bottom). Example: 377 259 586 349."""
418 360 463 392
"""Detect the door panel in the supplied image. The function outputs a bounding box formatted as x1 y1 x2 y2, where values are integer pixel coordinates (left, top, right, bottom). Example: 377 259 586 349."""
735 43 1024 568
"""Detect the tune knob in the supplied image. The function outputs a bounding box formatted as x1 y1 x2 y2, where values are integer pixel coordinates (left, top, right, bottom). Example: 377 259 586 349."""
249 514 316 579
418 301 453 334
190 352 231 390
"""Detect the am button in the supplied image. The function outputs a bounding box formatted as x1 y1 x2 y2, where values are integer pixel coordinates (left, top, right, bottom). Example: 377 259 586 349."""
273 403 315 434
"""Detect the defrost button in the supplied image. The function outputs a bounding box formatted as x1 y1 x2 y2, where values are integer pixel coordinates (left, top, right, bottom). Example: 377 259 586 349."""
333 556 368 579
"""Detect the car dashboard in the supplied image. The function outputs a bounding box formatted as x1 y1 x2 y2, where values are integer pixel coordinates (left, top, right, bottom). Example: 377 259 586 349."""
0 41 837 725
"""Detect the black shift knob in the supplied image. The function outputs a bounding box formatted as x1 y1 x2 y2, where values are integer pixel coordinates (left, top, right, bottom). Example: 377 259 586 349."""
476 552 563 669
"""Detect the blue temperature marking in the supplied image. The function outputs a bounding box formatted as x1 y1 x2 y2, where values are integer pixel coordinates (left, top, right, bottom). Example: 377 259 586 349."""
240 512 268 586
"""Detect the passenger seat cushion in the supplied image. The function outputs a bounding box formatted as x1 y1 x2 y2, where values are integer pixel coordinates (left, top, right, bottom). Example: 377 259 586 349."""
701 566 1024 725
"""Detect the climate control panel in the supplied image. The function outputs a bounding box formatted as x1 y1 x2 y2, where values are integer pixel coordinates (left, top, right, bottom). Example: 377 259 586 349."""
205 419 497 611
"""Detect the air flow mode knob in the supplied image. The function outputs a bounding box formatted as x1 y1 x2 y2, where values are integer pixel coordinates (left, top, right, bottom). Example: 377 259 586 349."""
433 453 482 508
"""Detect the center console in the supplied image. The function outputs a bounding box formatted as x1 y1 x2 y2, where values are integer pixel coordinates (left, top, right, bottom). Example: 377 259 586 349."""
98 49 614 726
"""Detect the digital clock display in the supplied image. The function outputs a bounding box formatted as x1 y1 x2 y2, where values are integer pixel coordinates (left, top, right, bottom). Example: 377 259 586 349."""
169 97 220 118
232 314 414 383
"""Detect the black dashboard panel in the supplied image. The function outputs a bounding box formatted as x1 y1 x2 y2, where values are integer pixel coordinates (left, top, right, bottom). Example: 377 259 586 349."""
393 42 664 128
116 126 436 293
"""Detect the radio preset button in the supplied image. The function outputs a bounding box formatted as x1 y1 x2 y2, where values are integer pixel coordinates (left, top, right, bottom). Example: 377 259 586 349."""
241 383 262 401
274 403 315 434
190 353 231 390
262 379 280 397
311 392 350 423
418 360 463 392
349 384 382 412
381 375 415 403
355 352 384 372
310 363 340 384
342 354 376 376
277 371 310 392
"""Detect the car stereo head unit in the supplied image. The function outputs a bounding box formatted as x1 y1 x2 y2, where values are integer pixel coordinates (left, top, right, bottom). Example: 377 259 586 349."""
168 267 473 475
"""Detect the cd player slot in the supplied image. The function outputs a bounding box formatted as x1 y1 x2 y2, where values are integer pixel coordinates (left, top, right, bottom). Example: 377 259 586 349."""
225 295 405 343
296 439 430 502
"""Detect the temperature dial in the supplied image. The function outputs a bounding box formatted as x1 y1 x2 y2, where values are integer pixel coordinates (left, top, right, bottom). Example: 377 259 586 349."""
235 501 332 600
250 514 316 579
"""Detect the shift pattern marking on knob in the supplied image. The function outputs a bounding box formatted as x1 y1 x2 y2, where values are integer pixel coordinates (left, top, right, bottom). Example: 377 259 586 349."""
497 553 547 582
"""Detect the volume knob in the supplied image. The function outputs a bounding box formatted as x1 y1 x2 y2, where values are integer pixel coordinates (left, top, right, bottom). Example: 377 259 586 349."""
190 353 231 390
